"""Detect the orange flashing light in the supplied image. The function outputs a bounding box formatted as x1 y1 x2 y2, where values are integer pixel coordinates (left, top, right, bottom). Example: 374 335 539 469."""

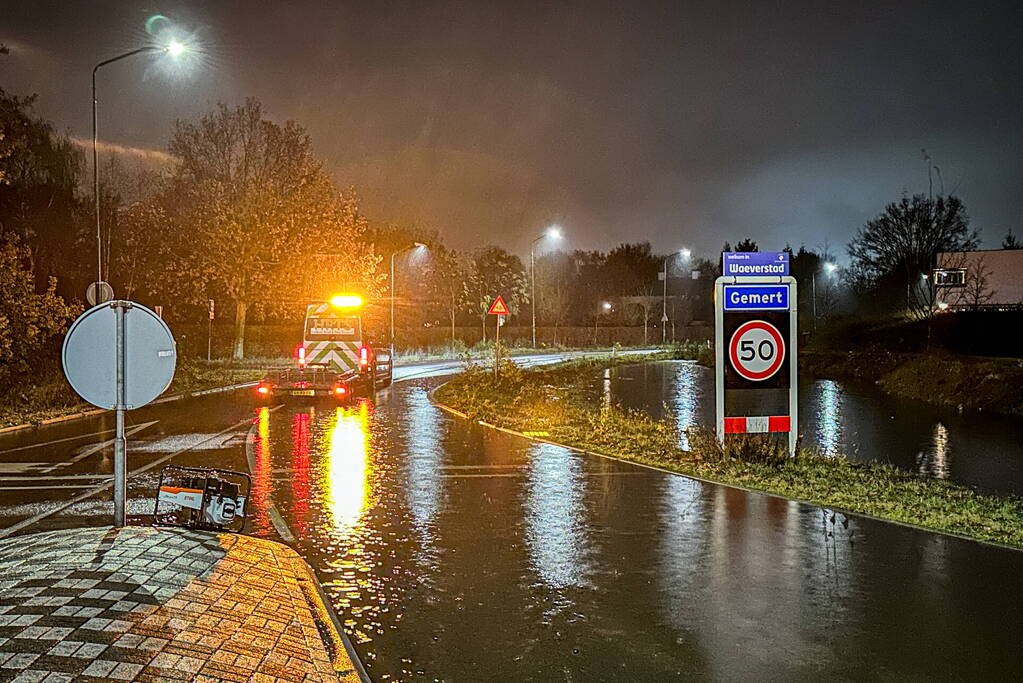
329 294 363 309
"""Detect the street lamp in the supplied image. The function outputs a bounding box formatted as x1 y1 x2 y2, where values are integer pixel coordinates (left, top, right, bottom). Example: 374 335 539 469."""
812 262 838 330
594 301 612 346
530 225 563 348
92 38 191 288
661 248 691 344
390 242 428 348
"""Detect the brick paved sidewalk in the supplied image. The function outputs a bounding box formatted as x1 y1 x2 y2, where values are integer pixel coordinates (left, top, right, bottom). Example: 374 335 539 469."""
0 527 366 682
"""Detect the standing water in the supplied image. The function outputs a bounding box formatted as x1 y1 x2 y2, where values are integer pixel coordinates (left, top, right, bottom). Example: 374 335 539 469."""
251 376 1023 681
606 360 1023 496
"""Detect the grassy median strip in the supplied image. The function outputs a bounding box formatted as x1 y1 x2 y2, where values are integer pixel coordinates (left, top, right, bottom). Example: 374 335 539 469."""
434 355 1023 549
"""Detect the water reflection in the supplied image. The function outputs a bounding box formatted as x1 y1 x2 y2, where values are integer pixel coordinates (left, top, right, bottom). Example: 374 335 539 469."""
291 410 312 533
523 443 591 595
671 362 703 449
917 422 951 479
815 379 844 457
404 388 443 549
248 407 273 537
324 401 372 536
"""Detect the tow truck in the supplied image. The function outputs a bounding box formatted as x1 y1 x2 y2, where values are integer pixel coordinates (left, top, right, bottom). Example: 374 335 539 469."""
255 294 392 403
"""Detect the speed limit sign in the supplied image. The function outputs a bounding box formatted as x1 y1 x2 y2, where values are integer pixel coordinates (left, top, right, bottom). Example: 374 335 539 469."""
729 320 785 381
714 269 798 456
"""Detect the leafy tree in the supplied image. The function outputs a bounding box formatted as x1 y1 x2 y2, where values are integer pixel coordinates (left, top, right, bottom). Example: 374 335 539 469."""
1003 231 1022 250
603 242 660 296
161 98 380 357
534 250 575 343
425 246 468 343
0 233 77 384
462 247 527 339
848 194 977 314
734 238 759 252
0 87 88 291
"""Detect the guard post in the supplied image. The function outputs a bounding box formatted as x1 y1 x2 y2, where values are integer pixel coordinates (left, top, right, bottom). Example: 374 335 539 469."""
715 251 798 457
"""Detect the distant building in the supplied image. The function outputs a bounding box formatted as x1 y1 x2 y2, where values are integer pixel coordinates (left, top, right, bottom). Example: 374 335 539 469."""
934 249 1023 310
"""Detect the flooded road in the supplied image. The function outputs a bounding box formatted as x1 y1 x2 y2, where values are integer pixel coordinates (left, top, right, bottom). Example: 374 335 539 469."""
1 356 1022 680
258 377 1023 681
608 360 1023 496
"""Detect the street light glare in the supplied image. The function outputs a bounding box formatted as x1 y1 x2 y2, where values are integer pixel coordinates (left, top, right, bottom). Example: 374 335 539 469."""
546 225 562 240
602 301 612 310
165 40 187 58
825 262 838 273
414 242 427 249
680 248 692 259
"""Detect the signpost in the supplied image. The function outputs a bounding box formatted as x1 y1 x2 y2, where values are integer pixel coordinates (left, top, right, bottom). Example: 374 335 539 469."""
715 254 797 456
62 301 177 526
488 296 510 373
85 281 114 307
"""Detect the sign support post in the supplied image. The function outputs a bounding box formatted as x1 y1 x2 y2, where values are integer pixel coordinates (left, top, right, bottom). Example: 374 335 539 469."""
113 301 129 527
62 300 177 529
487 296 510 375
715 254 798 457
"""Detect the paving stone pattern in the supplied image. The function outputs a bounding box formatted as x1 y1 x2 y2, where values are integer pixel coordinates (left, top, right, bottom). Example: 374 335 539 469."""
0 527 360 682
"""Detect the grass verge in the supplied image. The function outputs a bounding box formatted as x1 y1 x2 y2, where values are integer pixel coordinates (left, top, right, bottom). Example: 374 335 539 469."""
434 356 1023 549
0 358 266 429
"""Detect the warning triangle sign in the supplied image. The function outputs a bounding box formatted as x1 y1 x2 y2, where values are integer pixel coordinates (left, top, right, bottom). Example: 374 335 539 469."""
487 296 510 315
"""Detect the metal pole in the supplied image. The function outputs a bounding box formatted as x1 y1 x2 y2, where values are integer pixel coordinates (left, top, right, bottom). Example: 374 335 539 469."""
92 68 101 284
207 317 212 362
530 245 536 348
494 314 500 375
113 301 127 527
812 271 817 332
91 46 163 287
662 258 667 344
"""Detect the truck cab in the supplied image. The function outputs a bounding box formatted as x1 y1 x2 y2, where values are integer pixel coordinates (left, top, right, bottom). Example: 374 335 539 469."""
256 295 392 403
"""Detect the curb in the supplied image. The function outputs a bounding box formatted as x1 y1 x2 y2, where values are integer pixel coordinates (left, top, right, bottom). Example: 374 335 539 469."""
427 385 1023 554
297 557 372 682
0 381 258 436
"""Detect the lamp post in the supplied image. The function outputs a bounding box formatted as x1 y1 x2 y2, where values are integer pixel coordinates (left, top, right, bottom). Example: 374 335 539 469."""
390 242 428 349
813 262 838 331
661 248 691 344
92 39 188 286
530 225 562 348
594 301 612 346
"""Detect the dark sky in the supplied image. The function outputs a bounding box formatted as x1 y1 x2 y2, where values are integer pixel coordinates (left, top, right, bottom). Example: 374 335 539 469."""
4 1 1023 259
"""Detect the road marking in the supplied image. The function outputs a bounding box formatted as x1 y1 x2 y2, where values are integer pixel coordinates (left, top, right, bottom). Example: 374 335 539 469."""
0 473 109 481
0 414 263 540
38 420 159 473
0 484 105 490
0 427 117 455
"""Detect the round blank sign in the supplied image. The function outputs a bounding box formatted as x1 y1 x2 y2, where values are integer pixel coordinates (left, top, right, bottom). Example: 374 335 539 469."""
62 301 177 410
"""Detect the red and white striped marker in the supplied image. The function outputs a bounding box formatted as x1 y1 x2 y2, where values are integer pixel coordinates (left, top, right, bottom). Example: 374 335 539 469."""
724 415 791 434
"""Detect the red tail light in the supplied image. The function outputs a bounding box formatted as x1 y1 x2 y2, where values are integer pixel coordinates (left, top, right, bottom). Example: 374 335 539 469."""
359 345 370 367
297 345 306 367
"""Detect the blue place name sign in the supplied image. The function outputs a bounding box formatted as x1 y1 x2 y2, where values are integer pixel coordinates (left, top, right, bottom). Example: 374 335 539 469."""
723 284 790 310
723 251 789 277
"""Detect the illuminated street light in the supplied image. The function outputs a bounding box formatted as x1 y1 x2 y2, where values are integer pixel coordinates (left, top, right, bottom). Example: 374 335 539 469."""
391 242 429 348
531 226 564 348
825 262 838 274
91 34 195 288
595 301 612 346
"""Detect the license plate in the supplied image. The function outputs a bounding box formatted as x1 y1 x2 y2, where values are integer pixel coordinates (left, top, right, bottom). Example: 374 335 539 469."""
290 389 315 396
